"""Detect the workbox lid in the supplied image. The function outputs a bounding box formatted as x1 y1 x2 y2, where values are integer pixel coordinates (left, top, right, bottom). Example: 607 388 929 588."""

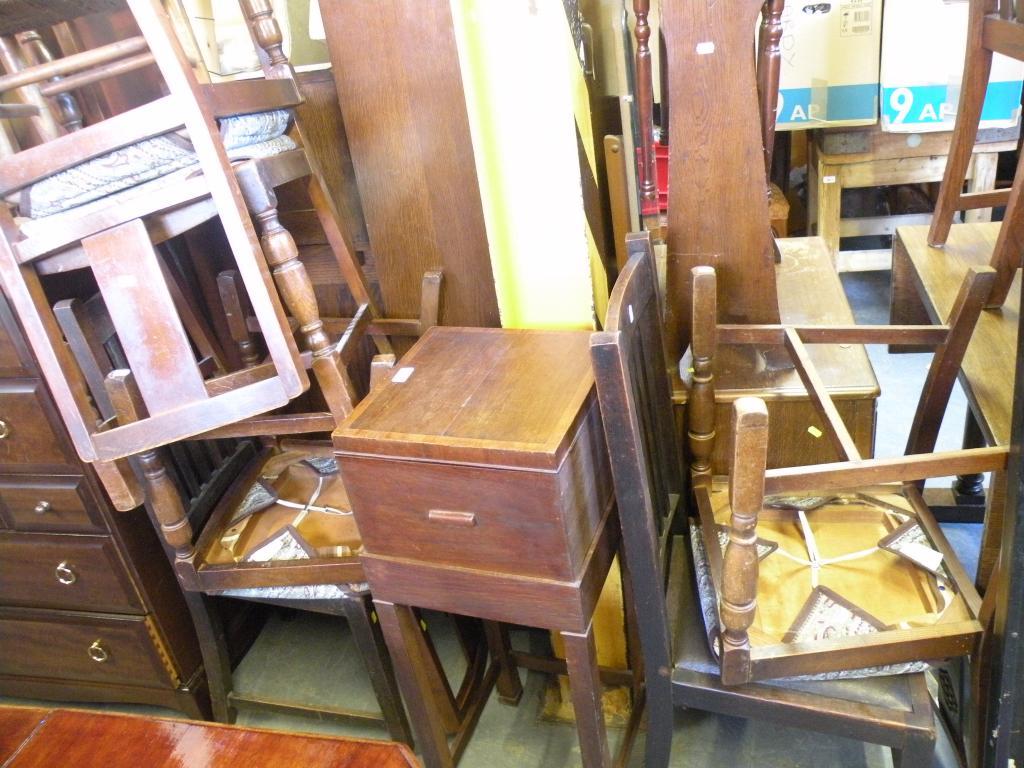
334 327 596 471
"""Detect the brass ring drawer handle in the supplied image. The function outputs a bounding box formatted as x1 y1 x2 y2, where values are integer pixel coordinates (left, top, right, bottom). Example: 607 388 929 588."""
33 500 51 515
88 640 109 663
55 561 77 585
0 419 10 440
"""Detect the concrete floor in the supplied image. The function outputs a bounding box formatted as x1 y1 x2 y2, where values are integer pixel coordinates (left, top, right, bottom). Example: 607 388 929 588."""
1 270 983 767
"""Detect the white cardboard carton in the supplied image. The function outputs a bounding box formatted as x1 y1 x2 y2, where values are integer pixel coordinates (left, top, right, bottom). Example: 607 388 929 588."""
880 0 1023 133
776 0 882 130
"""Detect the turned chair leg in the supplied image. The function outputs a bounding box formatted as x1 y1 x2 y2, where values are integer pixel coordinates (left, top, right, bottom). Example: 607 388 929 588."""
340 592 413 746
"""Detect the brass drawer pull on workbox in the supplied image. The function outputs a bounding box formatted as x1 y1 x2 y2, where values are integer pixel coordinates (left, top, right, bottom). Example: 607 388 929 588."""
88 640 109 663
55 560 77 585
33 500 51 515
0 419 11 440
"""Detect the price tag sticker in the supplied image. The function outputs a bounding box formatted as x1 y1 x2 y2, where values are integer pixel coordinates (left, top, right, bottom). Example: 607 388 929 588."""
807 426 823 438
392 367 415 384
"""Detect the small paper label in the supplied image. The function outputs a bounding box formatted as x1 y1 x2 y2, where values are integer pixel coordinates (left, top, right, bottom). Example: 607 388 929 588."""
696 41 715 55
823 175 837 184
807 425 823 438
392 367 414 383
901 541 945 573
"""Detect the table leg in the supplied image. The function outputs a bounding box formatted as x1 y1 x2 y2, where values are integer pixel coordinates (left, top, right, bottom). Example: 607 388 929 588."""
562 622 612 768
811 155 842 261
965 152 998 224
375 600 454 768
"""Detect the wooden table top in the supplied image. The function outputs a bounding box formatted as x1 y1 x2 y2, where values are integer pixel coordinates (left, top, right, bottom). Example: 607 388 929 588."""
0 706 419 768
895 222 1018 447
675 235 880 403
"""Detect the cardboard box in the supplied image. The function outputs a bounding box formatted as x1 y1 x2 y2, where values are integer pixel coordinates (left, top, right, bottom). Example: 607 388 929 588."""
776 0 882 130
880 0 1024 133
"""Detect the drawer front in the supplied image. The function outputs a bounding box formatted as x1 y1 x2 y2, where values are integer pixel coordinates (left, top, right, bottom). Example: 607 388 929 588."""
0 534 143 614
0 382 76 470
0 476 105 534
0 610 175 688
340 455 573 580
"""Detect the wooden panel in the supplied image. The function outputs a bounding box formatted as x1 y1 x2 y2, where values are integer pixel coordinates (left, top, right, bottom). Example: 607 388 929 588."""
0 475 105 534
0 707 419 768
291 69 369 252
0 381 76 469
701 398 875 474
321 1 499 327
341 454 571 580
0 533 143 614
0 609 173 688
86 219 208 415
0 293 34 377
662 0 779 348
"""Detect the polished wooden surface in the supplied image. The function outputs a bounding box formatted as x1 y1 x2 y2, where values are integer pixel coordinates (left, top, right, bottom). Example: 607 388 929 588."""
321 2 499 329
0 706 419 767
340 328 595 468
892 223 1016 447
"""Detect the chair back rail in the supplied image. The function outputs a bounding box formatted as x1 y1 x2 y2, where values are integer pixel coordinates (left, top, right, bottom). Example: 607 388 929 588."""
929 0 1024 306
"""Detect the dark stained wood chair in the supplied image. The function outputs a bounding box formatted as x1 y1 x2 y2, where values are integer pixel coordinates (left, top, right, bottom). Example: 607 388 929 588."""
590 236 1008 767
929 0 1024 308
51 291 491 743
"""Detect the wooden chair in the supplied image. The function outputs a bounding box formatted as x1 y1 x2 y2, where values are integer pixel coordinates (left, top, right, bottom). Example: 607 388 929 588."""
929 0 1024 308
590 238 1009 766
0 0 398 506
52 290 490 743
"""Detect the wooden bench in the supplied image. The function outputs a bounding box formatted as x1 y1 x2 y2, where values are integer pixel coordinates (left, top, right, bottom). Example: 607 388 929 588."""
809 127 1016 272
890 222 1017 590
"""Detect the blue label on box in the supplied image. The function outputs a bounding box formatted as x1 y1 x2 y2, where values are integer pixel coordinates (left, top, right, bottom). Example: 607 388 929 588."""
881 80 1023 127
777 83 878 125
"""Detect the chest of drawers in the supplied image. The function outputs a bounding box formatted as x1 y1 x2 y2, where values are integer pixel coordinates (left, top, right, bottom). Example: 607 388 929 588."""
0 292 205 717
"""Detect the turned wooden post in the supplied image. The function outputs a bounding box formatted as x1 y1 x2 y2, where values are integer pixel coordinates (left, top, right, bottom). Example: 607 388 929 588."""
235 161 357 419
757 0 785 179
238 0 293 79
15 31 83 132
689 267 717 487
720 397 768 685
633 0 659 229
105 370 199 588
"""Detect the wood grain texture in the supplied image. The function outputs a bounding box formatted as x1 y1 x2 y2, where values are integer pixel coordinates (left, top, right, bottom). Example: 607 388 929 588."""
661 0 780 347
320 2 498 328
0 706 419 767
